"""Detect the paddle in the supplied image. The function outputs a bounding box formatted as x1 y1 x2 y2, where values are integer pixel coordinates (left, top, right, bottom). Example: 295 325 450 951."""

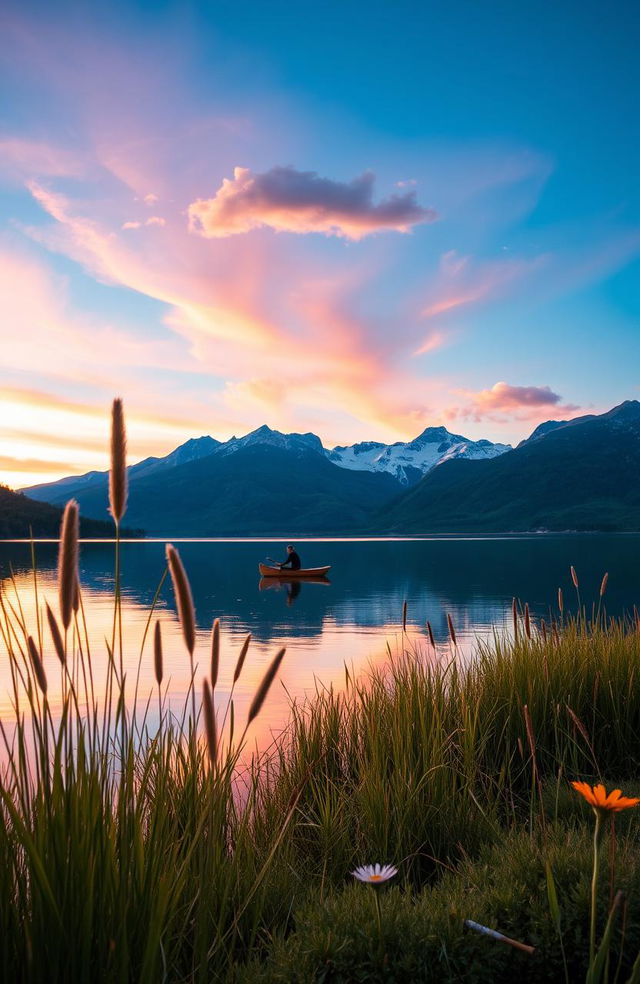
265 556 282 567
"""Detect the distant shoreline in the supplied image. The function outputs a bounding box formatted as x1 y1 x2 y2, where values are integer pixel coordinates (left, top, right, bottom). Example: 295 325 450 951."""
3 530 640 544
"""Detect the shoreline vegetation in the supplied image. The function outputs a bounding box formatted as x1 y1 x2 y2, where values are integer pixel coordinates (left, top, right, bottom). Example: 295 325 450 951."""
2 402 640 982
5 529 640 544
0 483 145 540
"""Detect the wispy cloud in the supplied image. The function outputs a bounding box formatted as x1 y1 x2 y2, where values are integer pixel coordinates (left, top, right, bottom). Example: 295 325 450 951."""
0 137 84 180
420 250 548 321
0 454 82 476
122 216 166 230
188 166 437 240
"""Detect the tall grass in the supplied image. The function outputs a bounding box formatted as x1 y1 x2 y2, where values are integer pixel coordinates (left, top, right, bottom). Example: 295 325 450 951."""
0 399 301 981
252 616 640 887
0 522 294 982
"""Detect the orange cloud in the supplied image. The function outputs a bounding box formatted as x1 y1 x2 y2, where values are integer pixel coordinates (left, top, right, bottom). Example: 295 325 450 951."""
188 166 437 240
0 454 82 475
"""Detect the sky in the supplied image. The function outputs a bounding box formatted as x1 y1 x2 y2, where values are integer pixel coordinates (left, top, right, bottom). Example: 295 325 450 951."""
1 0 639 488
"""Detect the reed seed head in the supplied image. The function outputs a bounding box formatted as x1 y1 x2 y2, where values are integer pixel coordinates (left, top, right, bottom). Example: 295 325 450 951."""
247 647 285 726
153 619 163 686
202 678 217 765
558 587 563 613
233 633 251 684
46 602 65 665
58 500 79 630
523 703 536 758
512 598 519 639
166 544 196 655
566 705 590 746
27 636 47 695
402 600 407 632
109 397 128 524
447 613 457 646
426 621 435 649
570 566 579 589
524 603 531 640
210 618 220 692
600 572 609 598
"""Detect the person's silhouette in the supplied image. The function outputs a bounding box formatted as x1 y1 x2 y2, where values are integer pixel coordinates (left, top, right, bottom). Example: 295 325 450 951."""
278 544 301 570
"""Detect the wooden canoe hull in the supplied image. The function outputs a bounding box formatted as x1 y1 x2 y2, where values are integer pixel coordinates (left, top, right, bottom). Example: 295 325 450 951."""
258 563 331 578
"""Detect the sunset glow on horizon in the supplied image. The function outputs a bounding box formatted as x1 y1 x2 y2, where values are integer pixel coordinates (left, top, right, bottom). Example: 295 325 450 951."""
1 0 639 489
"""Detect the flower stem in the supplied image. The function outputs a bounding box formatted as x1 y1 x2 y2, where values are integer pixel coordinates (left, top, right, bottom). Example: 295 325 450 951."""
374 889 382 939
590 808 602 966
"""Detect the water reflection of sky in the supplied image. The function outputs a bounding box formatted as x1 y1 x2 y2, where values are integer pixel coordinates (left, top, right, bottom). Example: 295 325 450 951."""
2 537 639 749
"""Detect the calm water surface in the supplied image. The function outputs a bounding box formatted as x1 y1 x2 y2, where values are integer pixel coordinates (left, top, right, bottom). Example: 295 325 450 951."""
1 536 639 748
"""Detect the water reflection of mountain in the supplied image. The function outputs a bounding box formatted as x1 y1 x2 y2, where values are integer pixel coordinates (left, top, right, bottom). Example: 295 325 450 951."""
1 536 639 645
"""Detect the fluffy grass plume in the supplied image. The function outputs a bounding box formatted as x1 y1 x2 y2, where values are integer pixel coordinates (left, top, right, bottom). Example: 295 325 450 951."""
524 602 531 639
166 544 196 656
203 678 218 764
58 499 79 630
426 620 435 649
153 619 163 686
27 635 47 695
211 618 220 691
233 633 251 684
109 397 127 523
45 602 65 665
247 647 286 725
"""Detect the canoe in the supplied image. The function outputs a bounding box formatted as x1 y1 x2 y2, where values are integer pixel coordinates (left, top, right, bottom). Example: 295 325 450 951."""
258 563 331 578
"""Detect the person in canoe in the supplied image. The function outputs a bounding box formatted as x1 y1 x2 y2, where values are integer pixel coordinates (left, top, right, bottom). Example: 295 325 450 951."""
278 544 301 571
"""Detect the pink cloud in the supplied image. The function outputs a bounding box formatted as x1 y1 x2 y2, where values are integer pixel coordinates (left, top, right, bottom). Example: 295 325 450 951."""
413 330 448 357
0 137 84 180
471 382 569 411
122 216 165 230
188 166 437 240
447 381 581 424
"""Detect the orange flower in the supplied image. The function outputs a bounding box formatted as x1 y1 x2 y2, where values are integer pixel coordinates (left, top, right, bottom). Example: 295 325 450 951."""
571 781 640 813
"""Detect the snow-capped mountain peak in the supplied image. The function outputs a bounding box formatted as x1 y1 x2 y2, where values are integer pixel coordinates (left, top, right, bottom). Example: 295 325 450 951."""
218 425 324 456
327 428 511 485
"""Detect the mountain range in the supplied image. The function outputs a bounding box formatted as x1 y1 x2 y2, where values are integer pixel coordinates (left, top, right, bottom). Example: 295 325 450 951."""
17 401 640 534
20 423 509 534
381 400 640 533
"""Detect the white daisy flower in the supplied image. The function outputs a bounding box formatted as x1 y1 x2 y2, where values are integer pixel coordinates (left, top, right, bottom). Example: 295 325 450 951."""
351 863 398 884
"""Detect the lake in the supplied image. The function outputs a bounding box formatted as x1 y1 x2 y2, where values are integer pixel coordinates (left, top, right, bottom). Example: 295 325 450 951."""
1 535 639 748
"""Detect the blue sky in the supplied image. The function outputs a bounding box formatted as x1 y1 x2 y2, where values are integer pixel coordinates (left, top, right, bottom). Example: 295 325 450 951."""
0 0 638 486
